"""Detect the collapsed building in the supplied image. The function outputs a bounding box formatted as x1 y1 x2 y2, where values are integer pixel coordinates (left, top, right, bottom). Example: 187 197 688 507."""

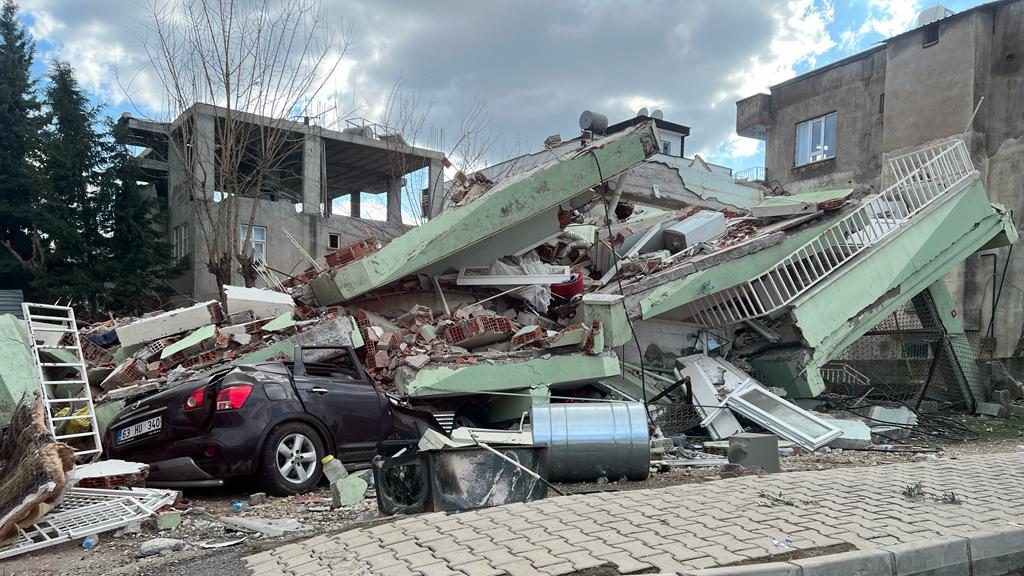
0 107 1018 511
0 107 1017 559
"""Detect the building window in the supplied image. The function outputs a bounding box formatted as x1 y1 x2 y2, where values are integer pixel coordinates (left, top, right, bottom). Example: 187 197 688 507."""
240 224 267 263
794 112 837 167
923 23 939 47
172 223 190 260
878 93 885 114
662 140 672 155
328 233 340 250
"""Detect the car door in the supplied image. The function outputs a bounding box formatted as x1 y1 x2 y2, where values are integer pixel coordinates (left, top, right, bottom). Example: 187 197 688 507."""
290 348 387 462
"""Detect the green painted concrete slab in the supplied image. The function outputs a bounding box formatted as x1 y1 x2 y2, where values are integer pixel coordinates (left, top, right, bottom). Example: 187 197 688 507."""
672 158 764 209
756 188 852 208
0 314 37 425
161 324 216 359
639 214 842 319
261 313 296 332
311 122 660 304
793 179 1011 353
783 179 1016 397
398 353 622 398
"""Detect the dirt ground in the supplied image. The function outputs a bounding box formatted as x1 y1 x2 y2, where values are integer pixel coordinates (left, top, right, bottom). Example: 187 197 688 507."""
2 419 1021 576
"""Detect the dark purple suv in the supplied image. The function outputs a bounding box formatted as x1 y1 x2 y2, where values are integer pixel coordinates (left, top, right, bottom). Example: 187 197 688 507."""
105 346 440 495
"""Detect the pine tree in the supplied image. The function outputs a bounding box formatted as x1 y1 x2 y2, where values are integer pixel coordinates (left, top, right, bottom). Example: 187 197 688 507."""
33 61 106 310
0 0 43 289
99 120 178 315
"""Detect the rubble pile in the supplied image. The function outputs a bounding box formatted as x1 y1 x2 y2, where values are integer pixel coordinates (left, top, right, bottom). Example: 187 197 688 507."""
0 395 76 545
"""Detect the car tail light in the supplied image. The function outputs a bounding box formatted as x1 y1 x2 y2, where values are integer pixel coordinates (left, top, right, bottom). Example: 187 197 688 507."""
184 388 206 411
216 384 253 411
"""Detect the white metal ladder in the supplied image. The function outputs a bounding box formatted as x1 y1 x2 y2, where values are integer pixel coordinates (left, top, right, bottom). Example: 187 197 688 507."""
21 302 103 459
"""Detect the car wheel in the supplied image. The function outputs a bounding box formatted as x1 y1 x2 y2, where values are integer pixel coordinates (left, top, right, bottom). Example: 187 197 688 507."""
259 422 325 496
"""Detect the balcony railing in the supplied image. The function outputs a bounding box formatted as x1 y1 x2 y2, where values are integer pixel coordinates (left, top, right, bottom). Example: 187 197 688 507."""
683 139 976 327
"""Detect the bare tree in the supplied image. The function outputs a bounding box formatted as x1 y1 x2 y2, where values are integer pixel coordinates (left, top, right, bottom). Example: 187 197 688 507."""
142 0 347 305
376 80 497 225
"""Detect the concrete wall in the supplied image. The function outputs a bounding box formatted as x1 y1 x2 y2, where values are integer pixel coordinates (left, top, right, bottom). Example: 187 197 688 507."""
881 12 983 153
187 197 409 301
747 0 1024 360
764 48 887 194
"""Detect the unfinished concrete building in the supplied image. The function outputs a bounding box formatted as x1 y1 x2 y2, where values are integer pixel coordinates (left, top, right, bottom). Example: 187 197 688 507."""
736 0 1024 377
117 103 445 303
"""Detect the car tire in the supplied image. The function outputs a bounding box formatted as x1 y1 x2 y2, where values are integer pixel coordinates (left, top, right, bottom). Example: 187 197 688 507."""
258 422 325 496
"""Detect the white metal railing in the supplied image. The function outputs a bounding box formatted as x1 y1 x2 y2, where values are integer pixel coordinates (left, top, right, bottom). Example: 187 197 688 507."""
684 139 976 327
821 362 872 388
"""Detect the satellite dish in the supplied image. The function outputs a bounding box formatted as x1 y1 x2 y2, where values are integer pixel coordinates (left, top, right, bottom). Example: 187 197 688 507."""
651 109 664 120
637 107 649 117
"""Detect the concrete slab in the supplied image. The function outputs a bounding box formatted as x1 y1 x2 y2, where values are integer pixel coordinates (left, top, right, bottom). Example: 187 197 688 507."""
309 122 660 304
820 417 873 449
160 324 216 360
116 301 223 348
967 527 1024 576
394 352 622 398
224 285 295 320
220 517 309 538
0 314 37 426
884 535 969 576
792 549 894 576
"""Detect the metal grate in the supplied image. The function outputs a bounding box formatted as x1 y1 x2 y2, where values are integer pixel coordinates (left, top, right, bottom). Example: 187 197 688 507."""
825 291 990 410
683 139 976 327
0 487 176 559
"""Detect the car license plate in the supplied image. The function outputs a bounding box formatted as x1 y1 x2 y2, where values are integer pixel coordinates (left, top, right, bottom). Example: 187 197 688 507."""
117 416 162 444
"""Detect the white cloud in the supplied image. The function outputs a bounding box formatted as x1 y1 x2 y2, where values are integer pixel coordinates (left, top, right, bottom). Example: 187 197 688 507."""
23 1 166 112
719 0 836 104
840 0 922 51
700 0 836 163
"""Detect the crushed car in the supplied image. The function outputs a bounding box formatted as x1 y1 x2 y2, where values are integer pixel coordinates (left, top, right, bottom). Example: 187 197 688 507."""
105 345 442 495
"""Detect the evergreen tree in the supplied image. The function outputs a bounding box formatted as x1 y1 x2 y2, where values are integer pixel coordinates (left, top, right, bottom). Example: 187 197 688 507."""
33 61 106 309
0 0 43 289
99 120 179 315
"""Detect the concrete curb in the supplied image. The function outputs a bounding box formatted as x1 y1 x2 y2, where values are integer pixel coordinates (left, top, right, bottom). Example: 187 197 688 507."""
678 526 1024 576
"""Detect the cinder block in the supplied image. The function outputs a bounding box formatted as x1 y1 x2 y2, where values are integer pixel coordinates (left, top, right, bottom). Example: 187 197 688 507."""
991 389 1012 408
728 433 780 473
884 535 969 576
968 527 1024 576
976 402 1008 418
792 549 894 576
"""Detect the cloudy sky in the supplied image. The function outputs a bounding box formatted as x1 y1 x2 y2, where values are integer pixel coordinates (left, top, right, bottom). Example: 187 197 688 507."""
17 0 984 176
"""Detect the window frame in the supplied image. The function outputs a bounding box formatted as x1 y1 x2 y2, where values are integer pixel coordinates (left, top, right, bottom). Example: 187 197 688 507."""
172 223 190 260
923 23 939 47
662 139 672 156
794 111 837 167
328 233 340 250
240 224 267 263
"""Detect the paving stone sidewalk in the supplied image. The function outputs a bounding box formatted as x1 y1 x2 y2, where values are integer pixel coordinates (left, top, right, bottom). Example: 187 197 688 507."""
245 453 1024 575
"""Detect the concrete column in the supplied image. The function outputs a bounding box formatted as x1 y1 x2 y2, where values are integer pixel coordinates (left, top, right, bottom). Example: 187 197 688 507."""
302 134 323 215
386 178 402 224
350 191 361 219
193 111 216 200
427 159 444 220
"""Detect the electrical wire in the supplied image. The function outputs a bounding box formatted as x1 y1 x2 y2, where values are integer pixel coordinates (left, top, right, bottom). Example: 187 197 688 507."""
587 149 651 424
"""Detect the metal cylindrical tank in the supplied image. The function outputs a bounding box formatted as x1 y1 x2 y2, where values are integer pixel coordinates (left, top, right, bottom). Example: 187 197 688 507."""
578 110 609 134
530 402 649 482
